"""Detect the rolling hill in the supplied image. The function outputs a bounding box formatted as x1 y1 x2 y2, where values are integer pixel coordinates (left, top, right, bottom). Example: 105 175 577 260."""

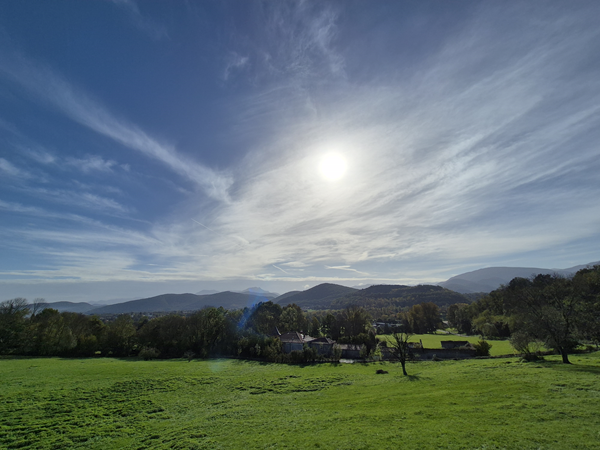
327 284 469 312
274 283 358 309
89 291 269 314
274 283 469 311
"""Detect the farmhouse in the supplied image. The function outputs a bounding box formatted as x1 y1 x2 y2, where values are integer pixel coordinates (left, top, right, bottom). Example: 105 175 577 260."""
275 331 337 356
277 331 316 353
308 337 336 355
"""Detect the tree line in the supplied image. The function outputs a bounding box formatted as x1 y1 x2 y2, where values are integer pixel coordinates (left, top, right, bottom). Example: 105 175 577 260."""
4 266 596 364
446 265 600 363
0 295 448 362
0 299 372 360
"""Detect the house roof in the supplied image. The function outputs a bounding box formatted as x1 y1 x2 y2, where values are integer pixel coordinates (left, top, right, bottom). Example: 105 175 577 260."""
309 337 335 344
279 332 316 343
279 331 304 343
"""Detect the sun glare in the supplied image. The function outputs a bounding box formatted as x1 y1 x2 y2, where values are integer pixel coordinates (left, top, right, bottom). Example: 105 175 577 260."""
319 153 347 181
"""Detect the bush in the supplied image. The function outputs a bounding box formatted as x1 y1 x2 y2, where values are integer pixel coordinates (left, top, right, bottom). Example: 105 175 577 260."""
510 331 542 356
262 339 283 362
332 344 342 361
473 340 492 356
139 347 160 360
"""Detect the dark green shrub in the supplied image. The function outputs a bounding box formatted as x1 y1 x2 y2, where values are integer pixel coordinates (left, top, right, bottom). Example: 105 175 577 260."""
139 346 160 360
473 340 492 356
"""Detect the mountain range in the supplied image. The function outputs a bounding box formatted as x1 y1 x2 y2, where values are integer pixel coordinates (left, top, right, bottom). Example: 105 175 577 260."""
36 261 598 314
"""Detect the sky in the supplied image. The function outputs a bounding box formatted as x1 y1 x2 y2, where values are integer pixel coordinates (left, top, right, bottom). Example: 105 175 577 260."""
1 1 599 304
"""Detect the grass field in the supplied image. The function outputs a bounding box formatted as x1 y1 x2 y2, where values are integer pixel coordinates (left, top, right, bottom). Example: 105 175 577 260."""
1 353 599 449
380 333 516 356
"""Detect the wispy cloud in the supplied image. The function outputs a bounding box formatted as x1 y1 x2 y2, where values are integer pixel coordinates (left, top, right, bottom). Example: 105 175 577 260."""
109 0 168 40
272 265 290 275
17 142 128 175
225 2 344 88
0 157 30 178
8 184 131 214
223 52 249 81
0 50 233 202
65 155 119 173
325 265 369 276
281 261 309 268
21 147 56 165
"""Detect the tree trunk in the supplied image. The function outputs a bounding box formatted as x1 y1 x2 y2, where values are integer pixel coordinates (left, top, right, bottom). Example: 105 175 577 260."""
560 348 571 364
400 360 408 376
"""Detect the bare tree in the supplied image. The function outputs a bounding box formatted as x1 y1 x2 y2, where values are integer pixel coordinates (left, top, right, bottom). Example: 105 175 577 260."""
31 298 47 316
390 330 413 376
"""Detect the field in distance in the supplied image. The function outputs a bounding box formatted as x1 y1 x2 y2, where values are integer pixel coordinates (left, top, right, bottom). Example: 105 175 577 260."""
1 354 599 449
379 333 516 356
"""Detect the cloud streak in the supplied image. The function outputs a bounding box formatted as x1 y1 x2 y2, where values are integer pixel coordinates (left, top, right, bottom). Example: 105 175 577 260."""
0 50 232 202
0 157 31 178
109 0 168 40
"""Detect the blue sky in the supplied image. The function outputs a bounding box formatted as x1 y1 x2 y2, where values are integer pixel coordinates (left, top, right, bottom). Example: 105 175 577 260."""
1 1 599 303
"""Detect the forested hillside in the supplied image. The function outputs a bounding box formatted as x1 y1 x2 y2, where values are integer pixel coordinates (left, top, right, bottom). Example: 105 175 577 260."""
89 291 266 314
274 283 358 309
274 283 470 319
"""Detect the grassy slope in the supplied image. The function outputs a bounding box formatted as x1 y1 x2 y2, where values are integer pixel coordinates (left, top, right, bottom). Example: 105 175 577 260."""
1 354 599 449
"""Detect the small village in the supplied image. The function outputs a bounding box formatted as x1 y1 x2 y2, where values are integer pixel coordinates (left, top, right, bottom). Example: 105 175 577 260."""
276 329 478 361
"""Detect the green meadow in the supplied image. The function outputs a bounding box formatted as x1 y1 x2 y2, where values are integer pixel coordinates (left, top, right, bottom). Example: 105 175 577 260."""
1 353 599 450
380 333 516 356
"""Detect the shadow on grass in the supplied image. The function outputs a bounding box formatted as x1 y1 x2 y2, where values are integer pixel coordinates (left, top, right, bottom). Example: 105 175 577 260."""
541 360 600 375
399 373 434 381
405 374 422 381
521 352 600 375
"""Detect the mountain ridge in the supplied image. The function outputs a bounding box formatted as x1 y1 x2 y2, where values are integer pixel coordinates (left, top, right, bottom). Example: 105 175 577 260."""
274 283 358 309
33 261 599 314
438 261 599 293
89 291 269 315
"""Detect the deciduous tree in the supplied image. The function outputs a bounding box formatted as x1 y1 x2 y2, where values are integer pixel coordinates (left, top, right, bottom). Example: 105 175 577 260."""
505 273 588 364
390 330 412 376
0 298 30 354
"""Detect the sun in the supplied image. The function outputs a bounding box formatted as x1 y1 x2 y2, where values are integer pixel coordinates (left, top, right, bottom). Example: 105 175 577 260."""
319 153 347 181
